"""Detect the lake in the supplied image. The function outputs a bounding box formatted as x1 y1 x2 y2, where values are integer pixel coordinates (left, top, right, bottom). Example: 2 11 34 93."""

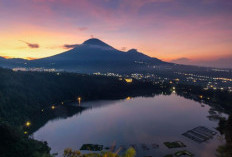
33 94 226 157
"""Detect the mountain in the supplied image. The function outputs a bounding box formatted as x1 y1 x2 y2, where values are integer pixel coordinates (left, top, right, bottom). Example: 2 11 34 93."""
0 38 171 73
29 38 170 73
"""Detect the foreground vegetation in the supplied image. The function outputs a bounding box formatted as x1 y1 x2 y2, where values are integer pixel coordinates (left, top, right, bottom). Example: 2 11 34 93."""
0 120 51 157
216 115 232 157
63 147 136 157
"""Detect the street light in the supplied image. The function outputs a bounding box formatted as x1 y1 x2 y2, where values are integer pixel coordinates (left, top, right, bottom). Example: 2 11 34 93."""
25 121 31 127
77 97 82 105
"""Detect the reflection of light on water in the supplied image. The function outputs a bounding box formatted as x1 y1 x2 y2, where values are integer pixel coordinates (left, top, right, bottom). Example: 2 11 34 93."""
77 97 82 106
172 87 176 93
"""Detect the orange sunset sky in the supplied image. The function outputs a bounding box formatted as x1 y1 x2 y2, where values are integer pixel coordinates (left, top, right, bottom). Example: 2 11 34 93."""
0 0 232 67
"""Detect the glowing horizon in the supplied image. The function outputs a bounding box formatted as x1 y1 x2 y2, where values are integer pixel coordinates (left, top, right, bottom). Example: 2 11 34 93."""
0 0 232 67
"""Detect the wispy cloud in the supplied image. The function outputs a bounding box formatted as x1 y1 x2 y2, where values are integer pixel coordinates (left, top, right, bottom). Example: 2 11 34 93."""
171 57 191 64
63 44 79 49
19 40 40 48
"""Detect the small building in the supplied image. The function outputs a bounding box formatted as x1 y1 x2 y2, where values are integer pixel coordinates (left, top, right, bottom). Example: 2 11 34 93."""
124 78 133 83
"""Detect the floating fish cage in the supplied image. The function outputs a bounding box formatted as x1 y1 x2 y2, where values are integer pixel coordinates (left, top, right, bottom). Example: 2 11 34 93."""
182 126 217 143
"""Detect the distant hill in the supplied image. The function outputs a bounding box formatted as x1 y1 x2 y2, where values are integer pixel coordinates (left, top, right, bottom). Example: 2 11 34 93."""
0 57 28 68
171 56 232 69
0 38 171 73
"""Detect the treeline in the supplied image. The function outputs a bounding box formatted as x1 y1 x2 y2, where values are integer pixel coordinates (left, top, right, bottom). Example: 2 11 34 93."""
216 115 232 157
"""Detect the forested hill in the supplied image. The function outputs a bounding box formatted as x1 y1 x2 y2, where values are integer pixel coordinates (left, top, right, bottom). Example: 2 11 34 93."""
0 67 169 127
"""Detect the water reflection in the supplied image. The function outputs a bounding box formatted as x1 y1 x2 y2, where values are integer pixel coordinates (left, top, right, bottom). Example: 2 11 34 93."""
33 94 226 157
28 105 84 134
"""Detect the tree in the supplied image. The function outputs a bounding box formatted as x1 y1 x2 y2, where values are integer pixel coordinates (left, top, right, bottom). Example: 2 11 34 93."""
63 147 136 157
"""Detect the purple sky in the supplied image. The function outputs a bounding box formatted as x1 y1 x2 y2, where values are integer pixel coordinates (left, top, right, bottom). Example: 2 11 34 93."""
0 0 232 68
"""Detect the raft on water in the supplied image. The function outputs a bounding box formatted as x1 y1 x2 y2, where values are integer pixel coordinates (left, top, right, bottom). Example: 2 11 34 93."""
164 141 186 148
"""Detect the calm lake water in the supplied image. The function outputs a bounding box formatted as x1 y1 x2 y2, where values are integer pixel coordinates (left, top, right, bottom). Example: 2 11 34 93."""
33 94 226 157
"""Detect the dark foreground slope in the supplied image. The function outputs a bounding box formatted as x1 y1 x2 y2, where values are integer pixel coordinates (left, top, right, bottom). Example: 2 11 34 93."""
0 120 51 157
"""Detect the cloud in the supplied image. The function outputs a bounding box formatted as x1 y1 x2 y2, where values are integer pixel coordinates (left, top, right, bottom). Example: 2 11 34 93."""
19 40 40 48
77 27 88 31
171 57 191 64
63 44 79 49
25 57 38 60
1 56 12 59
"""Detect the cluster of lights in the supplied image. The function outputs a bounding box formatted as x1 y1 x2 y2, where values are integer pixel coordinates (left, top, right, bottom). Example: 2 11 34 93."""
13 68 57 72
93 72 122 77
213 77 232 82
